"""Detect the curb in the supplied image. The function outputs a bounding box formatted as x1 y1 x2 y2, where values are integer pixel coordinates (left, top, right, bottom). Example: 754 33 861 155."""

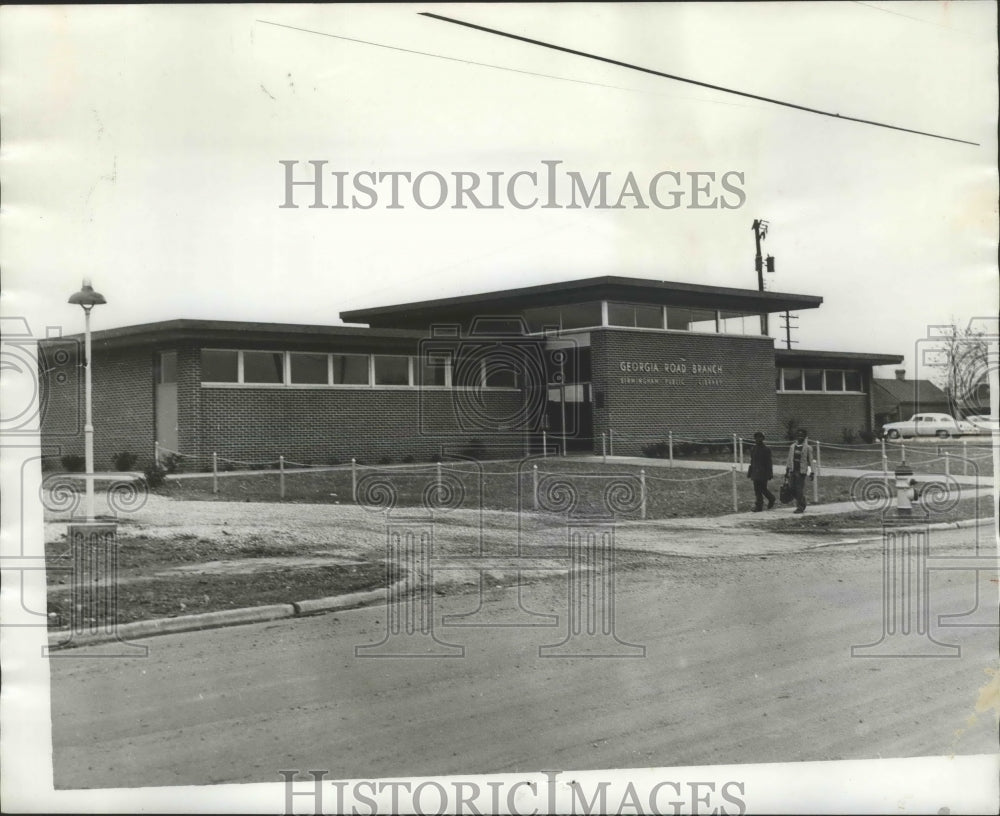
46 579 409 651
293 582 405 615
794 515 996 536
737 514 995 535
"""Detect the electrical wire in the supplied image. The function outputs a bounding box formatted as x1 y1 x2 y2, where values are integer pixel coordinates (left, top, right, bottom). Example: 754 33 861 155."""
257 19 651 95
419 11 979 147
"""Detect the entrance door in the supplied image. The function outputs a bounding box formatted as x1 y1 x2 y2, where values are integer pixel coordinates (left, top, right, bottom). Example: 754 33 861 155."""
545 383 593 452
155 351 178 454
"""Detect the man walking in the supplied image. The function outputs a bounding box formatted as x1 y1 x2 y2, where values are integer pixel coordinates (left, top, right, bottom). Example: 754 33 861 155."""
785 428 814 513
747 431 775 512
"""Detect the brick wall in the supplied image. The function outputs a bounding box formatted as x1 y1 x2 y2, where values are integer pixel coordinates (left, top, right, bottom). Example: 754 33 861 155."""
39 343 157 469
42 340 533 472
196 386 527 468
37 337 85 462
775 392 870 443
590 329 779 455
42 330 876 470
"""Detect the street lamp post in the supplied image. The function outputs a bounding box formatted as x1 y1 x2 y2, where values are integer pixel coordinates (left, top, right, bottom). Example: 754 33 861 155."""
68 279 106 521
48 280 144 654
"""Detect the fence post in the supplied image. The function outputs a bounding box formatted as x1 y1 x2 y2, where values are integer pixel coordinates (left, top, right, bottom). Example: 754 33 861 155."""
738 436 744 467
731 465 738 512
901 443 906 464
601 432 607 462
963 440 968 475
532 464 539 511
609 429 614 457
732 434 738 466
212 452 218 495
668 431 674 467
351 457 357 503
542 430 547 459
279 454 285 499
154 440 160 467
640 468 647 520
436 461 443 501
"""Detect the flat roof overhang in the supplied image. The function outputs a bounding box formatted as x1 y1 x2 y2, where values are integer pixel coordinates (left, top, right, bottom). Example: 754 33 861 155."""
340 276 824 325
776 348 903 368
43 319 428 353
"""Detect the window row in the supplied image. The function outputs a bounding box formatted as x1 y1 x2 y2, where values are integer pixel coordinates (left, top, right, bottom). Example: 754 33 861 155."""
776 368 863 393
521 301 764 335
199 349 519 388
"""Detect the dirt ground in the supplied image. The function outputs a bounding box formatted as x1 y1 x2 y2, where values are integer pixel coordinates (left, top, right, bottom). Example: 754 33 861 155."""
47 496 999 792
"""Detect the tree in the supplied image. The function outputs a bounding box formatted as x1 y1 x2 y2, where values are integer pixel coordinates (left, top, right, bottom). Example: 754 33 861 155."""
933 318 997 418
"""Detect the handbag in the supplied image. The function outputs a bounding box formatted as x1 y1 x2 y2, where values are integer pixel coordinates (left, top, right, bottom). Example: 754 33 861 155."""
779 477 794 505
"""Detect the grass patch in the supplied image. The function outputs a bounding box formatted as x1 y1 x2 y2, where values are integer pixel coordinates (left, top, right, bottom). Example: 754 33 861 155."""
45 533 294 572
161 459 862 520
46 556 385 629
656 440 994 476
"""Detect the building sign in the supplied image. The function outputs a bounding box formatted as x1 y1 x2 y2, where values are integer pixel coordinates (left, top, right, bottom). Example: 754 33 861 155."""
618 359 724 386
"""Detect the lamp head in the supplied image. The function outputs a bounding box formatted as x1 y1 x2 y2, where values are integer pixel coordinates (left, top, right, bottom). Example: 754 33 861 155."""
68 279 107 311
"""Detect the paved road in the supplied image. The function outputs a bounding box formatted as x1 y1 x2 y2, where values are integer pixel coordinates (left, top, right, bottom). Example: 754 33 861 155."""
49 525 998 790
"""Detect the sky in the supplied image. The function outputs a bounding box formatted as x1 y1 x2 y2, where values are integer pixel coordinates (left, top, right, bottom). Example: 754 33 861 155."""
2 2 997 382
1 4 998 810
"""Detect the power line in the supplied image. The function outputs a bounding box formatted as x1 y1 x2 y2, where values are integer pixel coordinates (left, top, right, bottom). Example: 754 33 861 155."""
419 11 979 147
256 19 650 95
851 1 980 35
257 18 764 112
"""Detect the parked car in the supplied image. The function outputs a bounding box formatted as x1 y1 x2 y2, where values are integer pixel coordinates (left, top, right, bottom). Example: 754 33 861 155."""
880 413 968 440
962 414 998 435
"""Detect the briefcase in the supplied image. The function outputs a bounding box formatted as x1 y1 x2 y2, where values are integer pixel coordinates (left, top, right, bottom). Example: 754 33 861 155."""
779 478 794 505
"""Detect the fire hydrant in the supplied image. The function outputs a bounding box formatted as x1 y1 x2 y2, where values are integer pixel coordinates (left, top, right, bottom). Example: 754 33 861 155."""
894 464 914 515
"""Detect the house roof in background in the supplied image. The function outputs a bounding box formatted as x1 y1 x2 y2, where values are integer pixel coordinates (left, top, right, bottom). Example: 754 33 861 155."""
872 377 949 406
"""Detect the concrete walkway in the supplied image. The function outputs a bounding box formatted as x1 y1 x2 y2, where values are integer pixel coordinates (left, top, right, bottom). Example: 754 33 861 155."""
576 454 995 486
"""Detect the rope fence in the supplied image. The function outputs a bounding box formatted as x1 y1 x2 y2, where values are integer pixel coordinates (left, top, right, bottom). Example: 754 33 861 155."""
140 430 992 513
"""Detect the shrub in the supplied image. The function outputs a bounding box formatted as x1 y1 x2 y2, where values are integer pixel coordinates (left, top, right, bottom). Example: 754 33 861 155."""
461 439 487 460
673 441 698 457
60 454 85 472
377 457 393 465
159 453 181 474
840 428 858 445
858 429 877 444
143 463 168 489
783 418 800 441
402 455 416 464
641 441 670 458
112 451 139 471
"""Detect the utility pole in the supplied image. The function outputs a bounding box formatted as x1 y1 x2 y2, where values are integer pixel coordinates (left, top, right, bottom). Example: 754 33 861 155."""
752 219 775 335
779 310 798 350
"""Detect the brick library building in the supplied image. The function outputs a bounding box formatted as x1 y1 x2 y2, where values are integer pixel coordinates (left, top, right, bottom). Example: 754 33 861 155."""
40 276 902 470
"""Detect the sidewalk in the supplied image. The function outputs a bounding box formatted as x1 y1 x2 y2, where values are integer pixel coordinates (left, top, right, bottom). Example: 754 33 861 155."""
43 476 996 649
578 454 995 487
